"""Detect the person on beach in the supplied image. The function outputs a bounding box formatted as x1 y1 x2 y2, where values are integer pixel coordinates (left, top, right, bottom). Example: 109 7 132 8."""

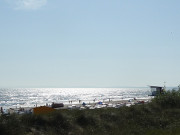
93 98 96 102
82 102 86 106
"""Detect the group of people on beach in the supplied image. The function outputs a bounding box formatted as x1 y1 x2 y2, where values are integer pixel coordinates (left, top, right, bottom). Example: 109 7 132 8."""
69 101 73 104
67 98 114 105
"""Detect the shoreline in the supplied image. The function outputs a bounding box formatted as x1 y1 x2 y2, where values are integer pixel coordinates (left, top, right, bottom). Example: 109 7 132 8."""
0 97 153 115
60 98 152 109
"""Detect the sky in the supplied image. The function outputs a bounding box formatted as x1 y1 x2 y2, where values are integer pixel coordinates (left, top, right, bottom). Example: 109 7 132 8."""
0 0 180 88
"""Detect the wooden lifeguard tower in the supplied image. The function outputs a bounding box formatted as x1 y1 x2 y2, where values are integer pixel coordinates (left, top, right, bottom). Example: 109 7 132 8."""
149 86 165 96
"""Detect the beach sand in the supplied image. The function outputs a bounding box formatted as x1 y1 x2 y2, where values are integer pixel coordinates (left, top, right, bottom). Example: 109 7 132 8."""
58 98 152 109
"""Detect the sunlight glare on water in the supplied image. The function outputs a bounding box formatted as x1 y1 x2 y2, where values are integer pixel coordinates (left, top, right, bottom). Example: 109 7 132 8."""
0 88 151 109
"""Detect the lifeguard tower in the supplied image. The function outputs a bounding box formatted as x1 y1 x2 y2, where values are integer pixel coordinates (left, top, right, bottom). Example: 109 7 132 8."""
149 86 164 96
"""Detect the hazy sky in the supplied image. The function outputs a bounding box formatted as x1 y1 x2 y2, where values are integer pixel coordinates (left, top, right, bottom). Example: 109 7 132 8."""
0 0 180 88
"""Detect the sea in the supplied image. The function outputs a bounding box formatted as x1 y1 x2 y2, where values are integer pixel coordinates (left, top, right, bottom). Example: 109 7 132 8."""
0 88 153 109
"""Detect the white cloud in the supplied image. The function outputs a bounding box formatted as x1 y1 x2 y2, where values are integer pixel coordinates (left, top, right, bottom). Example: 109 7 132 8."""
6 0 47 10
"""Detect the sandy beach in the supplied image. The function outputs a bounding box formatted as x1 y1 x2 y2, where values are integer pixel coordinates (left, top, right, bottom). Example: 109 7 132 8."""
1 97 152 115
57 98 152 110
